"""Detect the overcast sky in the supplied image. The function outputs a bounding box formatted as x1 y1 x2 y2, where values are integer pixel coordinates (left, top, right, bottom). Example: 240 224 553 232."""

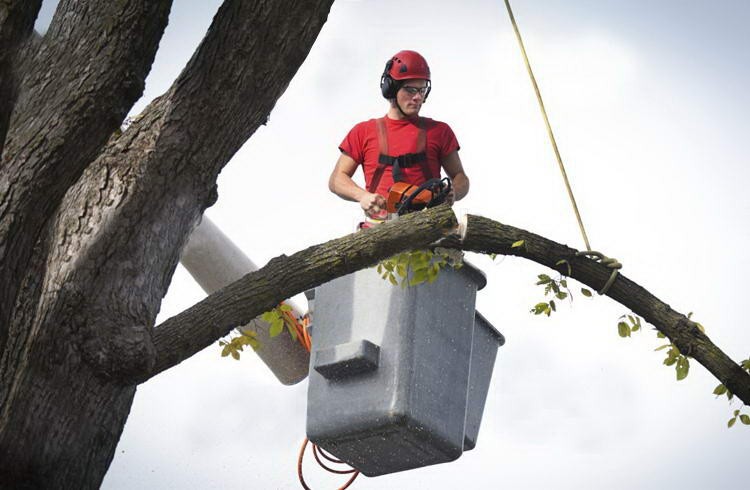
36 1 750 488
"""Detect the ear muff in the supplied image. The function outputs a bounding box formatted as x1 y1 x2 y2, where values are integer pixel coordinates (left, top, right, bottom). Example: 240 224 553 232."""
380 59 400 99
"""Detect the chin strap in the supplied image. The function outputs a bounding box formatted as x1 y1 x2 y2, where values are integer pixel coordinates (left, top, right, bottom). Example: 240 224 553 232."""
394 98 409 118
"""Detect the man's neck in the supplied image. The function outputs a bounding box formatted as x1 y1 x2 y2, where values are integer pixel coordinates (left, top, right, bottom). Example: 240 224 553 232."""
386 106 418 121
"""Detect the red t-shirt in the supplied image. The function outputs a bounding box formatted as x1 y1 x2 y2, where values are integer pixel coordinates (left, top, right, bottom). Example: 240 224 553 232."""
339 116 460 197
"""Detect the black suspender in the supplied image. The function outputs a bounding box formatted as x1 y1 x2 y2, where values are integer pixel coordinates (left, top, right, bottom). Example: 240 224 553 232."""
367 117 433 193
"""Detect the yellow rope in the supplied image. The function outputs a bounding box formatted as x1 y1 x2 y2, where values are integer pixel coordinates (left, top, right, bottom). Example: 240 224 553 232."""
575 251 622 295
503 0 592 252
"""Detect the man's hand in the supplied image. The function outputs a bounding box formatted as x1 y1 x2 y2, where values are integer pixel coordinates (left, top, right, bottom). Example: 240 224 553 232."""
359 192 387 218
445 187 455 206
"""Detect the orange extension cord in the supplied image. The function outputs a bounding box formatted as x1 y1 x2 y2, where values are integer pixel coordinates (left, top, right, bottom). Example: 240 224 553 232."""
281 310 360 489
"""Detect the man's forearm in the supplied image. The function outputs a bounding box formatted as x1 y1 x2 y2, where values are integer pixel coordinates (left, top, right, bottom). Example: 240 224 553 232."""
452 173 470 201
329 172 368 203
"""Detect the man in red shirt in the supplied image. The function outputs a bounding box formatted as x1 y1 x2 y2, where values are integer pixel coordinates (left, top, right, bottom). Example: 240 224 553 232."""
328 50 469 221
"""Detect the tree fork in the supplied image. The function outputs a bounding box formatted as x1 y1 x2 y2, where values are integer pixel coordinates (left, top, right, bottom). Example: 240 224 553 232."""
0 0 172 351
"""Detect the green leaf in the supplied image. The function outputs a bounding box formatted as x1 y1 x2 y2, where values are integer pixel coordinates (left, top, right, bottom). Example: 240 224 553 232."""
489 253 497 260
279 304 292 312
740 414 750 425
617 321 630 338
728 417 737 428
388 273 398 286
511 240 525 248
656 332 666 339
395 264 407 278
269 319 283 337
580 288 592 297
286 323 298 341
676 358 689 380
427 267 438 283
239 333 260 350
261 311 277 323
555 291 568 300
537 274 552 284
531 302 548 315
549 300 556 312
654 344 670 351
713 384 728 396
560 279 568 288
409 269 428 286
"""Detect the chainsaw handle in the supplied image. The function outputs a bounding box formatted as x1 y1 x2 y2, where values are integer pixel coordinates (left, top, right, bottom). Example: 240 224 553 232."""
432 178 452 206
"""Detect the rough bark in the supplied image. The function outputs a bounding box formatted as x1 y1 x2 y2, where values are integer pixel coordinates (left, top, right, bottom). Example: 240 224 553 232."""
0 1 334 488
0 0 42 156
36 0 336 382
0 0 172 349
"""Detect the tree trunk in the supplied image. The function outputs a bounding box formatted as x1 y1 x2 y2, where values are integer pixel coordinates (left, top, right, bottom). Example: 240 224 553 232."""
0 1 334 487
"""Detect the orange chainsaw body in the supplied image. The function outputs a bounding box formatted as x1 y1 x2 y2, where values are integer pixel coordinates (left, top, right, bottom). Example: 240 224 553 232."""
386 182 435 214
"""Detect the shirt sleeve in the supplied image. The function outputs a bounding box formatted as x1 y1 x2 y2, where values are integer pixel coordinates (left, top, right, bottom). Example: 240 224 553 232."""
439 123 460 158
338 122 366 165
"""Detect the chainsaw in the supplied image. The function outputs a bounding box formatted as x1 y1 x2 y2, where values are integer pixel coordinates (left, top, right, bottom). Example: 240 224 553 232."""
385 177 452 216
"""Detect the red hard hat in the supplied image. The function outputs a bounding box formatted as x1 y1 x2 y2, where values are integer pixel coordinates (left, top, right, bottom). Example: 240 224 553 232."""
380 50 431 99
386 50 431 81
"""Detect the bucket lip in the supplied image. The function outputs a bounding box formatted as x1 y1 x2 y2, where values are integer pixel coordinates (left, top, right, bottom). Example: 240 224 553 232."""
475 311 505 346
306 259 487 293
458 260 487 290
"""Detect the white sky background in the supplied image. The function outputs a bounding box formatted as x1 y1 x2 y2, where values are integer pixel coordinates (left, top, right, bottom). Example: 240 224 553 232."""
35 1 750 488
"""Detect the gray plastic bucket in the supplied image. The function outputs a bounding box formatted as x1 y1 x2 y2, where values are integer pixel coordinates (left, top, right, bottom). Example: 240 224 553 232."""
464 311 504 450
306 261 501 476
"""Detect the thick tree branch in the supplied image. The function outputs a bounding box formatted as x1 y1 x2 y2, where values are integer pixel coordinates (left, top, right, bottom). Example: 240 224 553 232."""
457 214 750 405
0 0 41 155
133 210 749 406
162 0 335 175
0 0 171 345
36 0 335 380
141 206 459 383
